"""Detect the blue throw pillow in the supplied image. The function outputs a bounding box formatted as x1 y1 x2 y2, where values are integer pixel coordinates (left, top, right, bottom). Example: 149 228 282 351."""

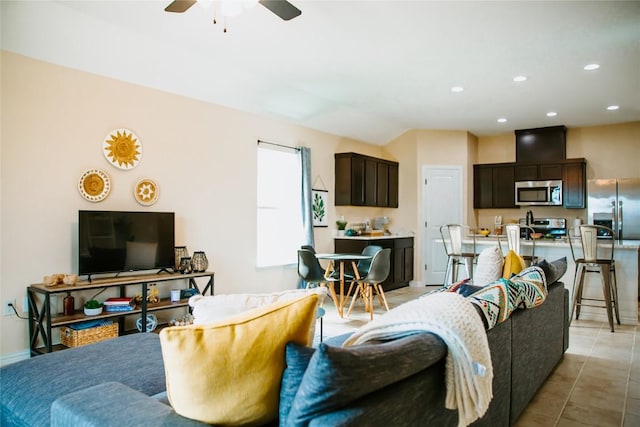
279 343 315 426
285 333 447 426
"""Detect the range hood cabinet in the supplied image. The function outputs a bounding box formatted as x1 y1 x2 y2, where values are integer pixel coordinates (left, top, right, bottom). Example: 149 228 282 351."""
515 125 567 164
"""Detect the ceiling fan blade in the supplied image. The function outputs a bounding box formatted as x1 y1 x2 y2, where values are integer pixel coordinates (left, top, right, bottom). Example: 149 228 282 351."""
259 0 302 21
165 0 197 13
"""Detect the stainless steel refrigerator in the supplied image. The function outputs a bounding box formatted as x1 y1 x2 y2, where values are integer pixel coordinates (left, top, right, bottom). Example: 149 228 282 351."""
587 178 640 240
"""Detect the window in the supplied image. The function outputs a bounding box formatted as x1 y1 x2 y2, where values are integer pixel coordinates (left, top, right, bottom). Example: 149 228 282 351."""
256 145 303 267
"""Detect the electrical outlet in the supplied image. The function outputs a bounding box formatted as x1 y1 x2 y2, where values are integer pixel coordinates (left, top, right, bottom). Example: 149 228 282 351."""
4 299 16 316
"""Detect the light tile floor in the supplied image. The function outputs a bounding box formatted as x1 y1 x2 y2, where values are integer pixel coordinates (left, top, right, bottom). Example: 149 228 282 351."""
317 286 639 427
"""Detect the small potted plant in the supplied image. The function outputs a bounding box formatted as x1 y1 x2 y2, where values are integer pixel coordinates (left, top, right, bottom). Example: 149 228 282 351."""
84 299 103 316
336 219 348 236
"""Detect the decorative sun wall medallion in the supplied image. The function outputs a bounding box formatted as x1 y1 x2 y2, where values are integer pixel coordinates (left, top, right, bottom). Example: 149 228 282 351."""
78 169 111 202
134 178 159 206
103 128 142 170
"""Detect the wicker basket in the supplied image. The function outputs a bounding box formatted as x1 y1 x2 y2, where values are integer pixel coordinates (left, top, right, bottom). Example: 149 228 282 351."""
60 322 118 348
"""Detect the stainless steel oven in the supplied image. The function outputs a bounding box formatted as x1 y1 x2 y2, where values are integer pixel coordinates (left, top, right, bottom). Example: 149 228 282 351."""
518 218 567 239
515 180 563 206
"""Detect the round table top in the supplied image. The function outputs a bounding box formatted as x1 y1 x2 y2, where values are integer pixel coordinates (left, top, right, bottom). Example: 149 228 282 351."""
315 253 372 261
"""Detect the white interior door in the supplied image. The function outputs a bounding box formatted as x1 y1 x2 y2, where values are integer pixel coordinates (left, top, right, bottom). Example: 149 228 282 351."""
423 166 463 285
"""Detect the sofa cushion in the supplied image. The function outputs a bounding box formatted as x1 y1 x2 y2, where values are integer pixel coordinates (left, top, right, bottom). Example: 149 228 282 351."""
509 266 547 309
285 332 447 426
533 257 567 284
159 293 318 426
474 246 505 286
279 342 316 425
502 250 526 278
464 278 517 329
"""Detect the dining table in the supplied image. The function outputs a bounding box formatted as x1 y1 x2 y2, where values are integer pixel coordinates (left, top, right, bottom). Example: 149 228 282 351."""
315 253 372 318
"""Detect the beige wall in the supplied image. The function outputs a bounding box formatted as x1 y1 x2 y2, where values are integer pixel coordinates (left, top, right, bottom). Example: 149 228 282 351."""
0 52 384 357
1 50 638 359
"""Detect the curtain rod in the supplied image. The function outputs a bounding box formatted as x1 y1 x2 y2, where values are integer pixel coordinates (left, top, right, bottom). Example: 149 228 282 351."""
257 139 300 152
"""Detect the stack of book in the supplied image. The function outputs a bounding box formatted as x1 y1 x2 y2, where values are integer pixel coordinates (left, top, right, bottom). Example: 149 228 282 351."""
103 297 135 312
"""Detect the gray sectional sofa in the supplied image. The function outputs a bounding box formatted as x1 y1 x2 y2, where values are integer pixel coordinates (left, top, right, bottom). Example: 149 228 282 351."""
0 281 568 427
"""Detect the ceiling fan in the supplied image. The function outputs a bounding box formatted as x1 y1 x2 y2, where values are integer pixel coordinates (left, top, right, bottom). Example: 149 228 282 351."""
165 0 302 21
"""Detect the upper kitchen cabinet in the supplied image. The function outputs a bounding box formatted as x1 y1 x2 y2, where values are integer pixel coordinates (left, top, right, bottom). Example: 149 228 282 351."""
562 159 586 208
335 153 399 207
473 163 516 209
515 125 567 163
514 163 563 181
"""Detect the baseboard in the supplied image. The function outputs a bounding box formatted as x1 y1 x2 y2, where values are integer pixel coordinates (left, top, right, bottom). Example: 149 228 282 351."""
409 280 426 287
1 349 30 367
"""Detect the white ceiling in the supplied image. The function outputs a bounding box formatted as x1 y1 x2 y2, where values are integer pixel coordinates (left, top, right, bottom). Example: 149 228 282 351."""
2 0 639 144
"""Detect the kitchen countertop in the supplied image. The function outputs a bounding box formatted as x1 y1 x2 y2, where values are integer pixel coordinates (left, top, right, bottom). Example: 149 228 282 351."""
335 234 414 240
468 236 640 249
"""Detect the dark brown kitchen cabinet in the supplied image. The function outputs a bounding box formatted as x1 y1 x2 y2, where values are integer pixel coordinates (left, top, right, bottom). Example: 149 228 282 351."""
334 237 413 291
514 163 563 181
474 165 494 208
335 153 399 207
475 158 586 209
387 163 399 207
539 164 563 180
393 238 414 288
563 160 586 208
365 158 377 206
473 164 516 209
493 165 516 208
376 161 389 206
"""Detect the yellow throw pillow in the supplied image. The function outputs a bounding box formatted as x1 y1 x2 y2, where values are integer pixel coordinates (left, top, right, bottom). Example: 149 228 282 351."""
503 249 526 279
159 293 318 426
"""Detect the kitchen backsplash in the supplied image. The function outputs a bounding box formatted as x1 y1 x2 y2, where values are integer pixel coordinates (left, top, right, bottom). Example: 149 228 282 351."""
475 206 586 234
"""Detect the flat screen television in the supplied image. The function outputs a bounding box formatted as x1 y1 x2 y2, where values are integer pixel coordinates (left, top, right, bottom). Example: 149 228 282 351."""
78 210 175 278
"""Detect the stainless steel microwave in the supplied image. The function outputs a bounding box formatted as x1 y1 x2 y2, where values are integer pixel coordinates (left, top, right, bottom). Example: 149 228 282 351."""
515 180 563 206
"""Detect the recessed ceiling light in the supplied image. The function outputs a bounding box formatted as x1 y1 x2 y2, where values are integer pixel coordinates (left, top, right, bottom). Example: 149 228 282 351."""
584 63 600 71
546 111 558 117
497 118 507 123
607 105 619 111
513 75 527 82
451 86 464 93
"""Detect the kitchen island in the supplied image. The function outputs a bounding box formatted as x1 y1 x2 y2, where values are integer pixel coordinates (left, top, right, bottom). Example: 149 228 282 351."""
334 234 414 291
470 237 639 325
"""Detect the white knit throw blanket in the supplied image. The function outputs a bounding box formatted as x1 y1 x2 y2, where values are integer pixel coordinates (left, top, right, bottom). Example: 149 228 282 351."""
343 292 493 427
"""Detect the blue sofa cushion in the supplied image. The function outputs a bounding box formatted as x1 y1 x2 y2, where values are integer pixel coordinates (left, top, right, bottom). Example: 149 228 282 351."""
285 332 447 426
279 342 315 425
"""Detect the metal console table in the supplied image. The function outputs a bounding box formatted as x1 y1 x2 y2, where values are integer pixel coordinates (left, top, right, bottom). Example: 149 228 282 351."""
27 271 214 355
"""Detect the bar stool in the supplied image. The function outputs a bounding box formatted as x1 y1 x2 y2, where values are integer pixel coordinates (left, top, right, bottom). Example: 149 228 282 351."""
502 224 538 266
568 224 620 332
440 224 478 285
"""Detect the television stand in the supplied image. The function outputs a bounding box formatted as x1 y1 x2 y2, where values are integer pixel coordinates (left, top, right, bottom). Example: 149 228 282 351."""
27 271 214 355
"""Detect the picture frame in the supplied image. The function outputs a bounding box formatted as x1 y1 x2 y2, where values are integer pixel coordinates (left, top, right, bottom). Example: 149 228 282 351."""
312 189 328 227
